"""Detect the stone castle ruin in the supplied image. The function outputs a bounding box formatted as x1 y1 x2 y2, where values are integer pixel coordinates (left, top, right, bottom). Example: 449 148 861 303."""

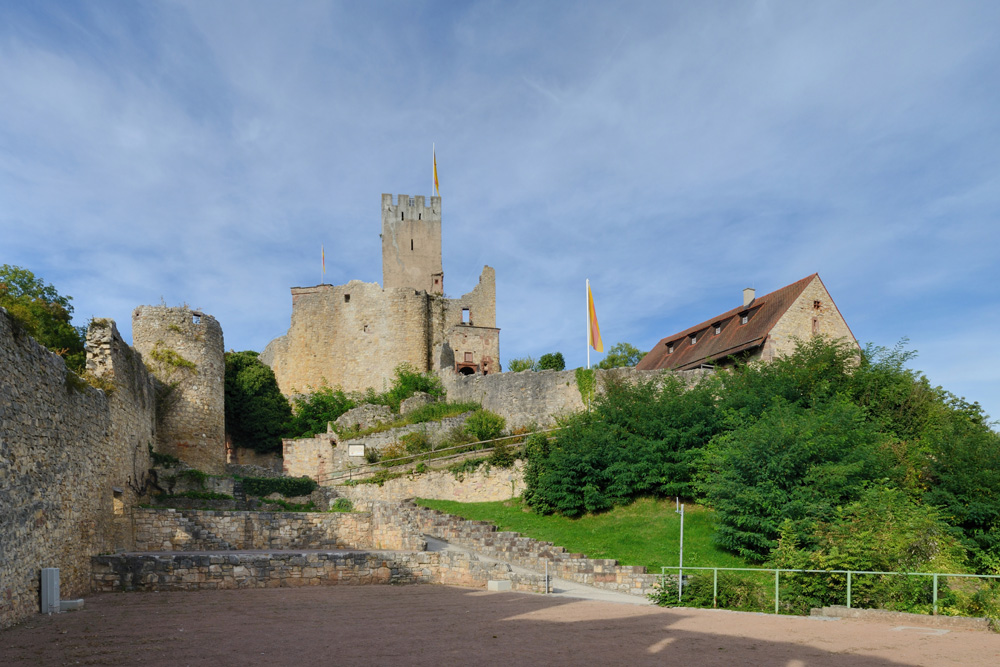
261 194 501 395
132 306 226 474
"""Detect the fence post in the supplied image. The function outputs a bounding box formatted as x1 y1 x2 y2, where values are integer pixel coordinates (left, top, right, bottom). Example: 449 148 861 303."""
847 571 852 609
774 570 780 614
933 574 938 615
713 568 718 608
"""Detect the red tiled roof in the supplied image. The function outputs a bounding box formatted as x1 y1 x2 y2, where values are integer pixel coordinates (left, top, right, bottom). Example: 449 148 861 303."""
636 274 818 371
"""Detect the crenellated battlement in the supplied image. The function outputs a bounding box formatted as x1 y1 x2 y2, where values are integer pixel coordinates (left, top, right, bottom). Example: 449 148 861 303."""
381 193 442 221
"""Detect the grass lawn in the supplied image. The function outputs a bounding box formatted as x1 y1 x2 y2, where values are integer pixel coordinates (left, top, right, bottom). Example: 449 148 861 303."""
415 496 748 573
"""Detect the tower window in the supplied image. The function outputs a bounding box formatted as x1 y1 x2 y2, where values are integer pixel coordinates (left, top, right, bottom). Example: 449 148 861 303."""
411 239 414 251
344 294 350 303
462 308 470 324
418 213 421 220
401 212 404 220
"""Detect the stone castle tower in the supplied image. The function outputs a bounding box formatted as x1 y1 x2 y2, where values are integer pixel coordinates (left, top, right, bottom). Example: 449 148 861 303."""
261 193 501 395
381 193 444 295
132 306 226 474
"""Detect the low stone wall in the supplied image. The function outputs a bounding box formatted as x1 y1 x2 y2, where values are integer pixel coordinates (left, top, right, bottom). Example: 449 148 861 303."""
133 504 426 553
338 463 524 504
402 501 667 597
91 551 547 594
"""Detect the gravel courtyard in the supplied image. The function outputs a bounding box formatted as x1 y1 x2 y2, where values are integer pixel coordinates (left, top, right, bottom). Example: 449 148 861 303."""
2 585 997 666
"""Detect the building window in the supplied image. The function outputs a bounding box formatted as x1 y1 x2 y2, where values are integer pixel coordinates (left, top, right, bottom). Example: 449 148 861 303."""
812 317 819 334
464 352 474 362
344 294 350 303
740 311 749 325
713 322 722 335
112 488 124 517
690 334 697 345
667 343 674 354
411 239 414 251
462 308 470 324
814 300 821 309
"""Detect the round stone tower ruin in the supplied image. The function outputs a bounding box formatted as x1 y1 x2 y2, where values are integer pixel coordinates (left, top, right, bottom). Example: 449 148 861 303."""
132 306 226 474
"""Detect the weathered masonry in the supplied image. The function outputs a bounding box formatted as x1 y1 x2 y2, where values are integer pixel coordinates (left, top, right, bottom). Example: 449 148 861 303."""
262 194 501 395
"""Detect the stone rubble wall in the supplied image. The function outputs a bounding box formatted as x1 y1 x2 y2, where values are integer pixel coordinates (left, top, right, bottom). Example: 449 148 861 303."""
337 462 524 504
0 312 157 629
91 550 546 594
441 367 708 429
401 501 668 597
132 505 426 552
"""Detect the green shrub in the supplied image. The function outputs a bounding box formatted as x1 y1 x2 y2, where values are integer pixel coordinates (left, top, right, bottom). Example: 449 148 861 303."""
538 352 565 371
288 385 356 437
487 440 517 468
331 498 354 512
400 430 432 454
464 409 506 442
596 342 645 369
506 357 537 372
241 476 317 498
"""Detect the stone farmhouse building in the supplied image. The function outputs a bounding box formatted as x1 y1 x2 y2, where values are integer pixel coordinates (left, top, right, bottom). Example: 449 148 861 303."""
637 273 857 371
261 194 500 395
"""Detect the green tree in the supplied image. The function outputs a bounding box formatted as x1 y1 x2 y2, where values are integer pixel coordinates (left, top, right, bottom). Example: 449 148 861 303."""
697 397 894 561
507 356 538 372
224 351 293 453
596 342 645 369
0 264 85 372
464 409 506 441
538 352 565 371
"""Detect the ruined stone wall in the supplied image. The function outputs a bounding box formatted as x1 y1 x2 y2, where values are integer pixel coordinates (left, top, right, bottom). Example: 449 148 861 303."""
338 462 525 504
92 550 546 594
0 312 156 629
441 367 708 428
261 281 432 395
381 193 443 294
132 306 225 474
132 506 425 552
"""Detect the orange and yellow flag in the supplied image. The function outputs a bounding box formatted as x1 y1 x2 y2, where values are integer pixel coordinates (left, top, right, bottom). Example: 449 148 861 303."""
433 146 440 196
587 280 603 352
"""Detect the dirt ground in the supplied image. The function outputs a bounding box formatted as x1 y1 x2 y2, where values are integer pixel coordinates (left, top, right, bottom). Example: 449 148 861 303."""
2 585 998 666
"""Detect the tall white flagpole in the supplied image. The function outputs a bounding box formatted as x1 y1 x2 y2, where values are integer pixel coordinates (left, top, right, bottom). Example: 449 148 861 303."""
586 279 591 370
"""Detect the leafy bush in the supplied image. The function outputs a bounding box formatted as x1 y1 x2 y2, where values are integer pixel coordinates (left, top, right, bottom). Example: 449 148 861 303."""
241 476 317 498
288 385 356 437
506 357 537 372
538 352 565 371
225 351 293 453
649 571 770 612
400 430 432 454
464 409 506 442
524 375 721 516
367 363 445 412
487 440 517 468
331 498 354 512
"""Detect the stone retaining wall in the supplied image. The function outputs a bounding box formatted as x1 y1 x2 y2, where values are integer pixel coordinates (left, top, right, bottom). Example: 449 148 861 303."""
133 504 426 552
402 501 667 597
92 550 546 593
338 463 524 504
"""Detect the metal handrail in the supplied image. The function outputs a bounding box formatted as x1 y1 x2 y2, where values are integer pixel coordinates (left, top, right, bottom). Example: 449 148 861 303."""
659 564 1000 615
318 427 563 483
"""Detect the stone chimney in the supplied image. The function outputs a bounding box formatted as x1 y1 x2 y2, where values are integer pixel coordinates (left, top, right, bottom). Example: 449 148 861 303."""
743 287 755 306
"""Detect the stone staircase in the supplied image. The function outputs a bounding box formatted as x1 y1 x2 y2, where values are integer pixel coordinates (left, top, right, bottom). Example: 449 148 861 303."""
176 511 237 550
399 500 665 597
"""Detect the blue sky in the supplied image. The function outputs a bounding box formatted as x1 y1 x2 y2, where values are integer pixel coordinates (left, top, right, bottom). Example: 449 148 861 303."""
2 1 999 422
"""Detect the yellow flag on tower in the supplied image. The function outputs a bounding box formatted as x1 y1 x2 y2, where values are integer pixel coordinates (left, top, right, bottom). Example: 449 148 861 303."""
433 145 440 196
587 279 603 353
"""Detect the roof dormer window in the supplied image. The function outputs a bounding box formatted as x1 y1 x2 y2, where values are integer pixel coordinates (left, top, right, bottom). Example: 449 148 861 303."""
739 310 749 325
713 322 722 335
667 343 674 354
690 334 697 345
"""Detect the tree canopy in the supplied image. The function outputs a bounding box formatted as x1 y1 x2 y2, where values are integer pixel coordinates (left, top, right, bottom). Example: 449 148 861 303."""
596 342 645 369
224 351 293 453
0 264 85 372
